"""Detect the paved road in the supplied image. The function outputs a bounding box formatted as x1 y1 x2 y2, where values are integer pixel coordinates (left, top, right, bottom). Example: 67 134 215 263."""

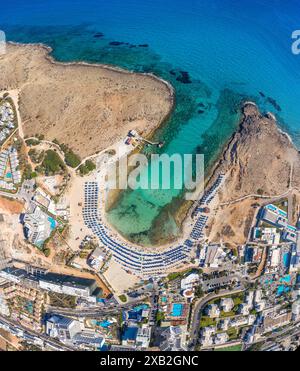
0 314 76 351
46 297 146 318
288 192 293 224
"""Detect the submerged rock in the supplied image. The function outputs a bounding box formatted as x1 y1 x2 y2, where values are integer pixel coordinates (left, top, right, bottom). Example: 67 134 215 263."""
94 32 104 38
176 71 192 84
266 97 282 112
109 41 126 46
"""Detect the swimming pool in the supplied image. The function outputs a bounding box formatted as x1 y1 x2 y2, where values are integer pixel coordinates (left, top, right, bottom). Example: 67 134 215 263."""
277 275 291 296
280 275 291 284
266 204 287 217
283 253 291 269
48 216 57 230
171 303 183 317
267 204 278 213
277 285 290 296
98 320 112 328
244 247 254 263
133 304 149 312
265 279 274 285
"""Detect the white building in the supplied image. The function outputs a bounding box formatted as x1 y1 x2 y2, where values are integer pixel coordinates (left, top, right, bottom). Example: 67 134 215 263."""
88 247 106 270
160 326 188 351
245 291 254 307
204 245 227 268
39 273 98 301
0 267 100 303
206 304 220 318
180 273 199 291
220 298 234 313
218 318 230 331
136 325 151 349
229 317 248 328
214 332 229 345
239 303 251 316
253 290 266 312
46 315 82 341
270 248 281 268
22 204 54 247
200 326 216 347
292 299 300 321
0 279 10 317
72 330 105 349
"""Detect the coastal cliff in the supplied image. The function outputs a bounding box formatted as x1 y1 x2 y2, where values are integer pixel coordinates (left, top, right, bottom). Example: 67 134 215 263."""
218 103 300 198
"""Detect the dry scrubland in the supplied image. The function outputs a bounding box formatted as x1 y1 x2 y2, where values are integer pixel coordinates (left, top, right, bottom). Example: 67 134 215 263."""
0 43 173 159
208 104 300 246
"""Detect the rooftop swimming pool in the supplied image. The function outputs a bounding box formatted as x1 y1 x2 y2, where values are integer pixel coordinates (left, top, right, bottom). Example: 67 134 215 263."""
266 204 287 217
267 204 278 212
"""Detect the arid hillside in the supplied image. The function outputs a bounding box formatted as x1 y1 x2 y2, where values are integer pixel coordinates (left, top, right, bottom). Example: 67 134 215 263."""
0 43 173 158
207 103 300 246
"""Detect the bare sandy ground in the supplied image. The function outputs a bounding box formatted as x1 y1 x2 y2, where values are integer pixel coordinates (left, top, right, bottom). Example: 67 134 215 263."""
207 198 258 246
103 260 140 295
205 104 300 246
0 43 173 159
0 197 24 214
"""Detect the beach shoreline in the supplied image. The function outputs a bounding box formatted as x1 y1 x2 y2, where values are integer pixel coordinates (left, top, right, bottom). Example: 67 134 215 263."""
3 41 297 255
8 41 175 108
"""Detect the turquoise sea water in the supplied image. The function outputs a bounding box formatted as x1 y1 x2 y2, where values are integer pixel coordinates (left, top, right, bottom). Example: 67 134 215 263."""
1 0 300 245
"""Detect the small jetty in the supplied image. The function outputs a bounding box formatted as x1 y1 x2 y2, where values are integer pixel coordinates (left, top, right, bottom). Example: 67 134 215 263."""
125 130 165 148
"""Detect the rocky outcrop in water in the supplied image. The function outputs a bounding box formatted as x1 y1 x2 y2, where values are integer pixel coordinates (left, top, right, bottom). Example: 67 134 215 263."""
212 103 300 199
94 32 104 38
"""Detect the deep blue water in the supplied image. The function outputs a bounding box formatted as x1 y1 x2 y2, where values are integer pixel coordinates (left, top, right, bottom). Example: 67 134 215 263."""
1 0 300 244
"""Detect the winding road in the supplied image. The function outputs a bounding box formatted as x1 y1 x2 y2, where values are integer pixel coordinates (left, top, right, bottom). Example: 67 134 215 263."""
189 287 245 349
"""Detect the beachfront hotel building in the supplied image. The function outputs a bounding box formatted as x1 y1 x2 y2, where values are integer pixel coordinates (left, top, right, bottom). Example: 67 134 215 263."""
46 315 82 340
0 266 102 303
261 204 297 243
0 146 21 191
21 203 54 247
